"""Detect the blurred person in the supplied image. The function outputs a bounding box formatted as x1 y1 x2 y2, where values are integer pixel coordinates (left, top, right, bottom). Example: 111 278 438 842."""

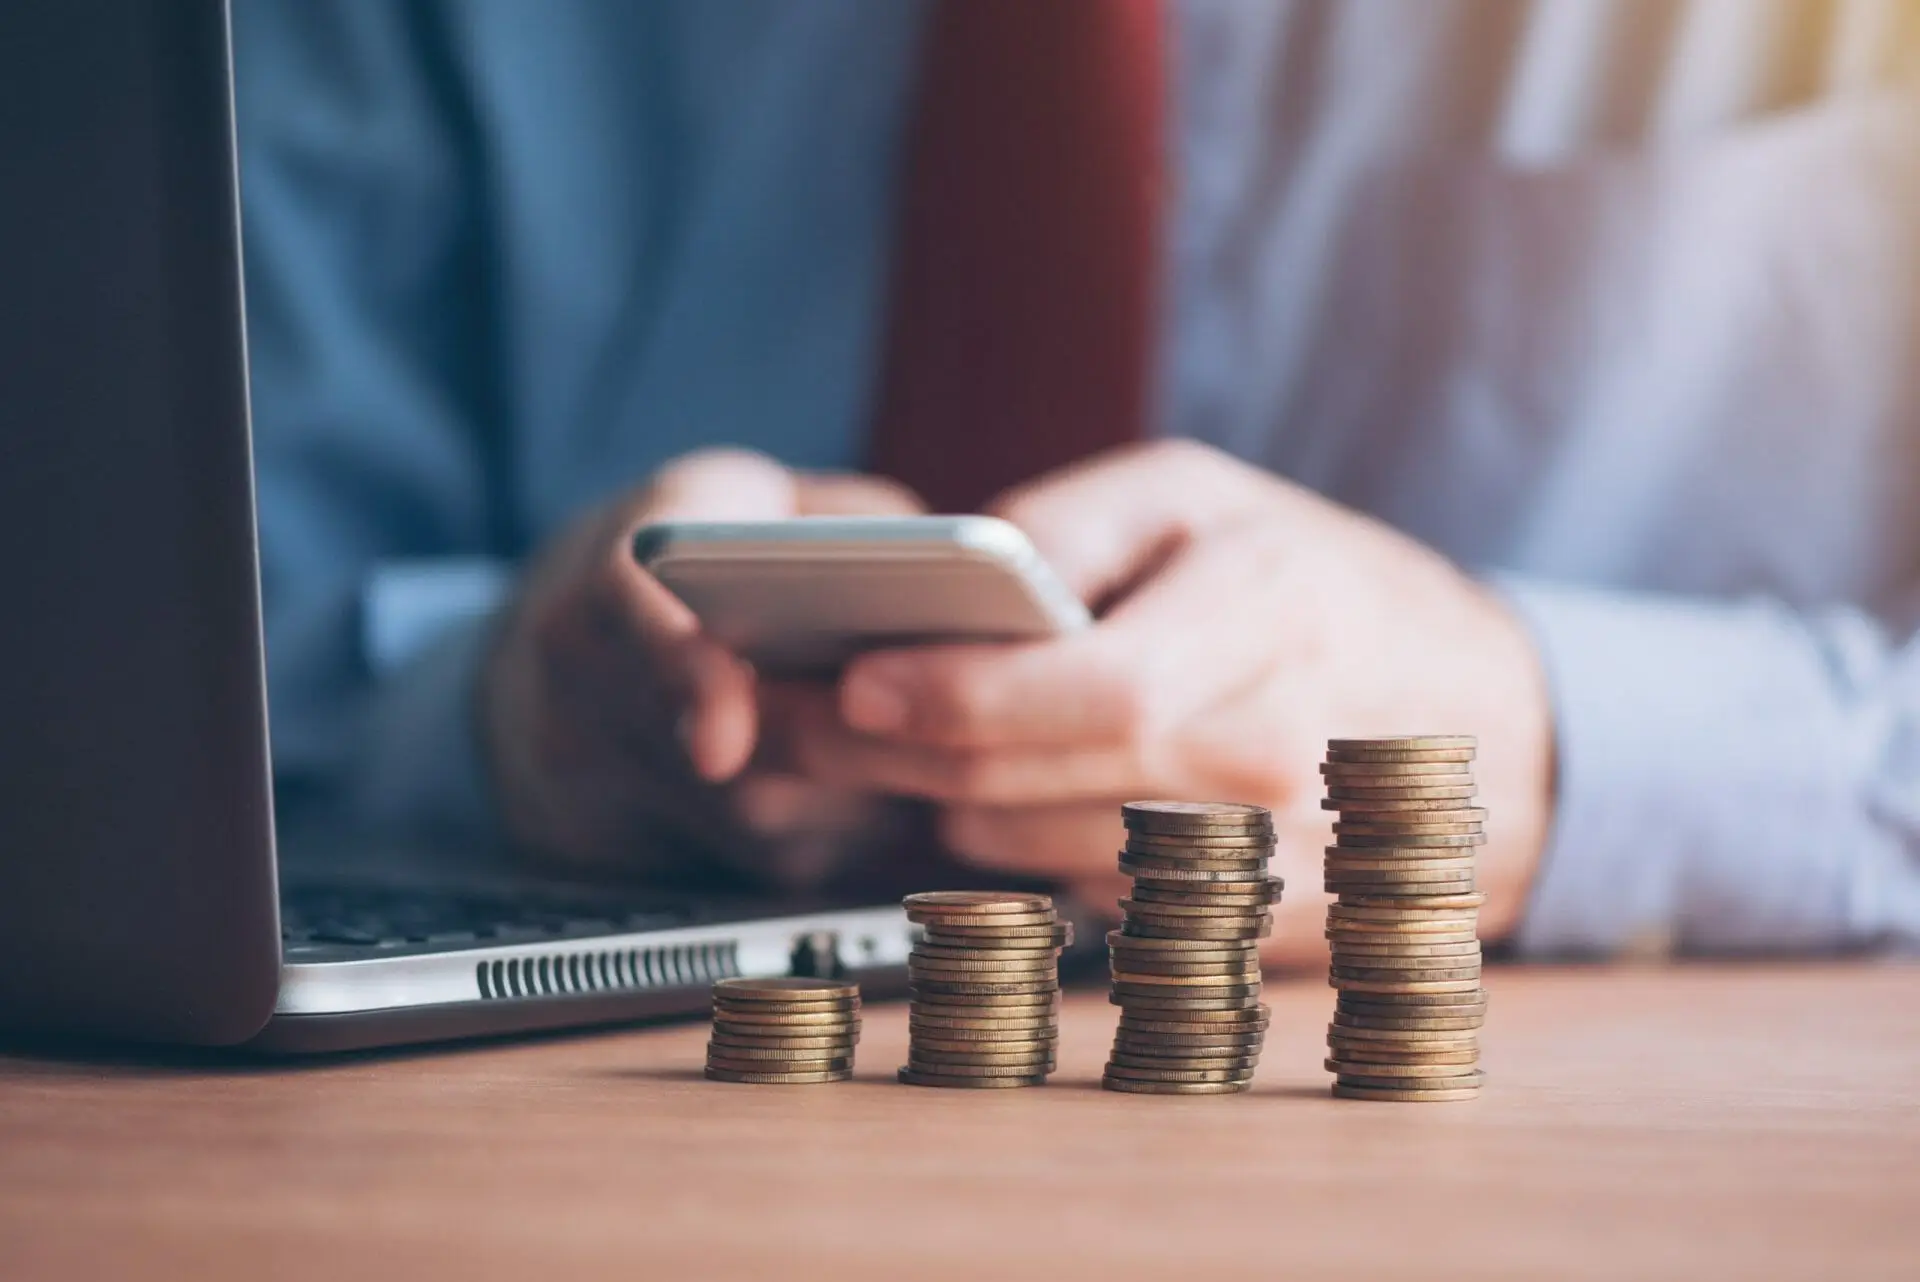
234 0 1920 964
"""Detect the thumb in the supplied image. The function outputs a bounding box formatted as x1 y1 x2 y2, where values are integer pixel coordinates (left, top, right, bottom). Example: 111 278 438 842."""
984 441 1273 608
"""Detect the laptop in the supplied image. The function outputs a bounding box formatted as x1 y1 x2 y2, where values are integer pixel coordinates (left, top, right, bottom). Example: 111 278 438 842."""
0 0 916 1053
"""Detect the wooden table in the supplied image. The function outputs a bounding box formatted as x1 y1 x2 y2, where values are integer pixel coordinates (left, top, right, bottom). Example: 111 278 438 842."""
2 963 1916 1281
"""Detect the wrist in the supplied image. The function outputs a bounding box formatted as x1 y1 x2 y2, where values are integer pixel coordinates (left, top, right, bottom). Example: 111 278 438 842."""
1462 581 1556 945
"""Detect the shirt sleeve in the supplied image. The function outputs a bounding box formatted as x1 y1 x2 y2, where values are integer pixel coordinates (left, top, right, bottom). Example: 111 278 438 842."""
1495 577 1920 956
234 0 511 844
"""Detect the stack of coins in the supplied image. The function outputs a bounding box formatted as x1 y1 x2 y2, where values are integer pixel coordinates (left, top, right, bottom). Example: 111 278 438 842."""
705 977 861 1084
1103 801 1282 1096
1321 735 1486 1102
899 891 1068 1089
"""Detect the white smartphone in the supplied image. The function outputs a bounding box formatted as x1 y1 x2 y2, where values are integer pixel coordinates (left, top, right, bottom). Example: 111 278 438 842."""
631 516 1091 676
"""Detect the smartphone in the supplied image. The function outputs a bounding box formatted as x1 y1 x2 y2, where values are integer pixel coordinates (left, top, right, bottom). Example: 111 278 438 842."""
631 516 1091 676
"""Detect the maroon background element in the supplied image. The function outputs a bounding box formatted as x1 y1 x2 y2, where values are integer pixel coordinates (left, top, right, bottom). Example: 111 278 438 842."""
868 0 1165 516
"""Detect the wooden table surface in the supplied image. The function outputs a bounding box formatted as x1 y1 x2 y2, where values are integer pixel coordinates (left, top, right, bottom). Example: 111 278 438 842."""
2 962 1916 1281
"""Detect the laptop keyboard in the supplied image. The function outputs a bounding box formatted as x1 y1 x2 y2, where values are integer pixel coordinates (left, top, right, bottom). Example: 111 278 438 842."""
280 883 695 950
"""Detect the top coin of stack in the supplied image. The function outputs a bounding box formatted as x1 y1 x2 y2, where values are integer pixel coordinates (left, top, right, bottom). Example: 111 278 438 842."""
899 891 1069 1089
1103 801 1281 1096
1320 736 1486 1102
706 977 861 1084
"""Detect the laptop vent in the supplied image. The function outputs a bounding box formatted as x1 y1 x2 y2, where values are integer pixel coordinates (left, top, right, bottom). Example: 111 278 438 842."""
475 940 741 1001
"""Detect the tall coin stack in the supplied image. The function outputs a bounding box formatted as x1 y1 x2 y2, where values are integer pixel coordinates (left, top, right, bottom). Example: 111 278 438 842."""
899 891 1068 1089
1321 735 1487 1102
706 977 861 1084
1103 801 1282 1096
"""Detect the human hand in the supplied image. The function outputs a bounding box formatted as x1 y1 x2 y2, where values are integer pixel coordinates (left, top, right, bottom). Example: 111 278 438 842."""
480 449 923 886
784 441 1554 966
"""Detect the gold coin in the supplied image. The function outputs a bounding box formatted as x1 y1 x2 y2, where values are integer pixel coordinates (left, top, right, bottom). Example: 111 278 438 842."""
1113 1035 1265 1055
910 1036 1057 1056
1331 975 1483 994
905 911 1059 929
711 1011 862 1030
903 891 1054 915
705 1043 857 1063
908 956 1058 974
1328 1022 1478 1043
1110 993 1264 1012
1327 735 1476 753
708 1032 858 1052
1331 812 1488 834
1330 1082 1480 1102
1109 950 1262 970
1123 923 1272 942
921 924 1073 946
705 1067 853 1085
1319 760 1477 777
1102 1076 1250 1095
908 1016 1057 1036
1122 906 1272 927
909 1049 1056 1068
1107 929 1262 951
1110 965 1261 985
910 995 1057 1014
706 1054 853 1074
1331 964 1483 984
1324 784 1477 802
1337 988 1488 1008
1103 1064 1254 1084
911 979 1060 997
1324 856 1478 875
1121 800 1274 830
1328 944 1485 964
1322 744 1475 762
1333 1011 1485 1032
1328 935 1480 953
1334 1065 1485 1085
1332 833 1486 849
1321 795 1482 813
1128 878 1283 905
1333 895 1488 913
1328 1044 1474 1059
1119 852 1272 875
1110 1055 1260 1074
1111 987 1263 1007
711 977 859 1002
897 1068 1047 1089
1117 900 1272 921
1329 900 1485 921
1121 863 1272 886
1124 831 1276 853
1119 1016 1270 1035
1329 941 1482 960
903 1059 1055 1077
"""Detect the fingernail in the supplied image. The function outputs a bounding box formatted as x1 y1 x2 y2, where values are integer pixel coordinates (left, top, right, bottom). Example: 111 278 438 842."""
842 665 909 733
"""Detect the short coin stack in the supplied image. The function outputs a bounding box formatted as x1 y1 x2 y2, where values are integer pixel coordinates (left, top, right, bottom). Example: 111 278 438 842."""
899 891 1068 1089
1321 735 1487 1102
705 977 861 1084
1104 801 1282 1096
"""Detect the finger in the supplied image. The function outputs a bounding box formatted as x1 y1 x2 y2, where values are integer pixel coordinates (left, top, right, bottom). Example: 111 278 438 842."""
790 703 1142 803
629 448 798 524
839 631 1139 748
794 471 927 516
673 637 758 782
985 440 1273 606
839 524 1290 749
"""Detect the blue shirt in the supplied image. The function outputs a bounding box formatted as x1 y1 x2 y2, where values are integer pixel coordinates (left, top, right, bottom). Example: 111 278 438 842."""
234 0 1920 956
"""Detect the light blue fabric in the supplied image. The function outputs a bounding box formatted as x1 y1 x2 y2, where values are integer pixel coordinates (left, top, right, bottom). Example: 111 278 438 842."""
234 0 1920 955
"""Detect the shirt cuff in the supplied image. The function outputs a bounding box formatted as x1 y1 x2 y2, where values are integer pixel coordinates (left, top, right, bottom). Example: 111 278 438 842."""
1493 578 1877 956
349 560 512 844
